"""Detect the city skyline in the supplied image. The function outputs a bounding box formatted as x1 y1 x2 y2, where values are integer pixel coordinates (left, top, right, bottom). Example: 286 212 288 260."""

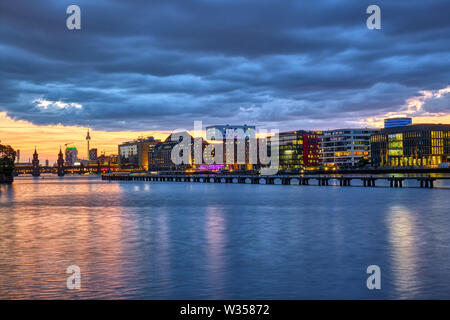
1 1 450 160
3 110 450 164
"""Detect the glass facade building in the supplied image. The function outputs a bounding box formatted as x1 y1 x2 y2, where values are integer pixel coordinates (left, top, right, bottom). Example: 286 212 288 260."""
65 147 78 166
321 129 379 168
206 125 256 140
148 133 207 171
276 131 321 172
370 124 450 167
118 137 161 170
384 117 412 128
148 135 183 171
206 124 257 171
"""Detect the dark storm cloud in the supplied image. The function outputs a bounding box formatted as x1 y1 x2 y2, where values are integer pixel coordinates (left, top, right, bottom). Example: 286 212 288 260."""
0 0 449 131
421 96 450 114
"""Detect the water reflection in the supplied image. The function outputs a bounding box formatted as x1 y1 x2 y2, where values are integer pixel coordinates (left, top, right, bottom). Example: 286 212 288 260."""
1 176 450 299
387 205 420 299
205 206 226 298
0 177 134 299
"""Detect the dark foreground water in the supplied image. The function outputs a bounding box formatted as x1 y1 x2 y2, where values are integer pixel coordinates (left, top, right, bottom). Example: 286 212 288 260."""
1 175 450 299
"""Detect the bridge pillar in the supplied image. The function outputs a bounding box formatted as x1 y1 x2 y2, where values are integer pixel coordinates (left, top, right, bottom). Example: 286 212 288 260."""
419 178 435 188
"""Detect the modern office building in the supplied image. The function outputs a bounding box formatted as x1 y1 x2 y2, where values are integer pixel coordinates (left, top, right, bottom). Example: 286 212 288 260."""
206 124 256 140
321 129 379 168
206 124 257 171
65 146 78 166
148 133 198 171
384 116 412 128
370 124 450 167
276 130 321 172
118 136 161 170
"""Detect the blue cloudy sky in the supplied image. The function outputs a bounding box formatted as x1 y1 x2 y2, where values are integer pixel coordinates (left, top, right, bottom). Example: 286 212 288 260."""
1 0 449 132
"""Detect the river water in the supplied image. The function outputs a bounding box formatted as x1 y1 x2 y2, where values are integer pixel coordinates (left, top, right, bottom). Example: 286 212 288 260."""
1 175 450 299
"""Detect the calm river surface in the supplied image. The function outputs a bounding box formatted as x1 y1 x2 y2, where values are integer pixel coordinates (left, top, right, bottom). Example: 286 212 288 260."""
1 175 450 299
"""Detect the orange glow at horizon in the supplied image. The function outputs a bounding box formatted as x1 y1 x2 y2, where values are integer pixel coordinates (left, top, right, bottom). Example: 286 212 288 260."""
2 84 450 166
360 85 450 128
362 114 450 129
0 112 170 164
0 112 275 164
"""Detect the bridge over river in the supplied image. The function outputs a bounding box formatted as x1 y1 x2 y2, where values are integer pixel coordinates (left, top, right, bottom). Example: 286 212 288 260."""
102 173 450 189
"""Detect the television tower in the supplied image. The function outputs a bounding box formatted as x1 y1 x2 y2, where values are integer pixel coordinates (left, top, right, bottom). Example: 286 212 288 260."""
86 129 91 160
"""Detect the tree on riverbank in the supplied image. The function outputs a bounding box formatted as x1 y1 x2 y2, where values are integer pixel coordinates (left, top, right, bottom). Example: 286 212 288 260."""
0 144 16 177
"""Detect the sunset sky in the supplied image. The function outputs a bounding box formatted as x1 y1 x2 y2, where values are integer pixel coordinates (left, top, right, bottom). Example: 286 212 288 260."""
1 0 449 163
0 112 170 163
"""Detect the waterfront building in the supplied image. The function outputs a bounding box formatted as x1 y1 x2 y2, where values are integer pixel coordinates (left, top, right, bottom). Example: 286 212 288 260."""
370 124 450 168
148 133 196 171
384 116 412 129
206 124 256 139
275 130 322 172
206 124 257 171
97 154 118 166
321 129 379 168
65 146 78 166
118 136 161 170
